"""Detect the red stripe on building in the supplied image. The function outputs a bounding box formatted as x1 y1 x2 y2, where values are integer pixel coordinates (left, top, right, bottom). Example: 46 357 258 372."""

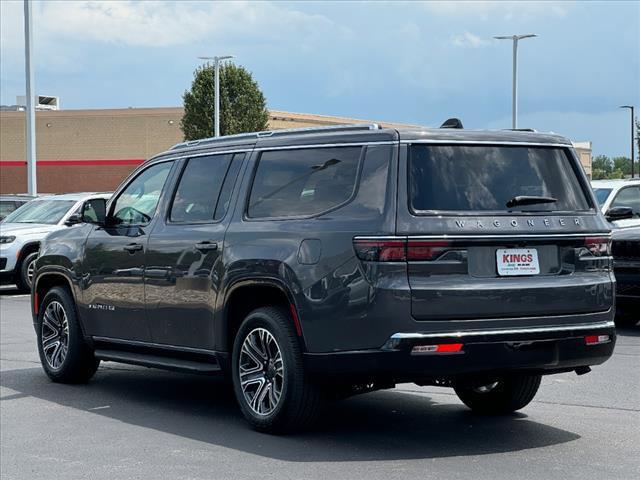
0 159 145 167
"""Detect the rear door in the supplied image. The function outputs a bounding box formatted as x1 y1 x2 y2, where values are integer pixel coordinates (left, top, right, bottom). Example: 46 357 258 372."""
144 152 246 350
396 142 613 328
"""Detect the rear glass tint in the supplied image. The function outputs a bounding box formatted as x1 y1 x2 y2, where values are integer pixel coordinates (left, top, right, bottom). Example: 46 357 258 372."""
409 145 590 213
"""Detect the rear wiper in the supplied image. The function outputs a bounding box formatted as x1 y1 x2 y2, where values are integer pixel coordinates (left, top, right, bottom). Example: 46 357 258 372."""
506 195 557 208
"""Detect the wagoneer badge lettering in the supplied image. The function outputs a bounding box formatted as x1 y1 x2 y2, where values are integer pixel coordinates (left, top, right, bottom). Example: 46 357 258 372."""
455 218 582 229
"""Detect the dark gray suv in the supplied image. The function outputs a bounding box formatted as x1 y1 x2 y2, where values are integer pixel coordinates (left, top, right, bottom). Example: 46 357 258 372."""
32 123 616 432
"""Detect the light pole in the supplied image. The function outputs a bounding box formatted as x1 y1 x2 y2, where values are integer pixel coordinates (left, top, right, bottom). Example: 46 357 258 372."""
494 34 537 129
619 105 635 178
24 0 37 195
198 55 234 137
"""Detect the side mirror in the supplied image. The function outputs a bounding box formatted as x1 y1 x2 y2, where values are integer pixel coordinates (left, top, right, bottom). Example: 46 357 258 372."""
64 214 82 226
605 206 633 222
82 198 107 225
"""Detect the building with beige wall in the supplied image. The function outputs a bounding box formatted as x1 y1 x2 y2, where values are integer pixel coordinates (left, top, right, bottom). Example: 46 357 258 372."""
0 107 592 193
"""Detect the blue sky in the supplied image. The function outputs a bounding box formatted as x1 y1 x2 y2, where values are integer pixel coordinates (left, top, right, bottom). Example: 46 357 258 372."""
1 1 638 157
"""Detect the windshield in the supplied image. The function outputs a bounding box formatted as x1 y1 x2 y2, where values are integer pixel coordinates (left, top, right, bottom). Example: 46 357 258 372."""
2 200 76 224
409 145 591 213
593 188 612 207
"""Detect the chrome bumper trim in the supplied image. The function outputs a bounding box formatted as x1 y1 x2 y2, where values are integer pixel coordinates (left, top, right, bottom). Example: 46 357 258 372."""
389 321 615 341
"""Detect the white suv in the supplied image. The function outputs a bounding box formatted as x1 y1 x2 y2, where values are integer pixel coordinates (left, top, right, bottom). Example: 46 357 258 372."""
591 179 640 228
0 192 111 292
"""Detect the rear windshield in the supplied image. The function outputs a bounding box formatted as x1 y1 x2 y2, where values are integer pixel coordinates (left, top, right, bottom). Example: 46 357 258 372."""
409 145 591 213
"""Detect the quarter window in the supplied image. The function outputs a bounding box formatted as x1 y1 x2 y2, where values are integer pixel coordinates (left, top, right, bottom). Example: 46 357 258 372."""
170 154 234 223
111 161 173 225
248 147 362 218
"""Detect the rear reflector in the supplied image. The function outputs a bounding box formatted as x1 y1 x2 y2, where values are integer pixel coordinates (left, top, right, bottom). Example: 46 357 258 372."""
412 343 464 354
585 334 611 345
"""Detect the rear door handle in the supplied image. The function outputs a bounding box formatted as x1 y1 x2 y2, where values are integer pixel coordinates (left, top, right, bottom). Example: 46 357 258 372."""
124 243 143 253
195 241 218 252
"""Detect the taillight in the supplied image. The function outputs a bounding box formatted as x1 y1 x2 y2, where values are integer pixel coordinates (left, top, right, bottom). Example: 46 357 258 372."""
585 334 611 345
353 237 453 262
406 239 451 261
353 238 406 262
411 343 464 354
584 236 611 256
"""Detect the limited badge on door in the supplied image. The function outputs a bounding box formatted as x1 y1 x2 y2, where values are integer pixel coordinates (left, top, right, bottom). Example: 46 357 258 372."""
496 248 540 276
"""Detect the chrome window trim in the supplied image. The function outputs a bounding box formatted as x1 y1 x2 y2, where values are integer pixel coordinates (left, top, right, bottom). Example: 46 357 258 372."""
389 320 615 340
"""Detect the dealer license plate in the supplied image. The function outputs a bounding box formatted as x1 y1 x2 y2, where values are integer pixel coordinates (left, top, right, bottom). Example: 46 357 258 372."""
496 248 540 276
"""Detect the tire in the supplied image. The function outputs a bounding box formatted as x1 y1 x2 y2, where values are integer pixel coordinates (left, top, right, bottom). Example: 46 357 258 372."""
231 306 324 433
16 251 38 293
454 374 541 415
37 286 100 383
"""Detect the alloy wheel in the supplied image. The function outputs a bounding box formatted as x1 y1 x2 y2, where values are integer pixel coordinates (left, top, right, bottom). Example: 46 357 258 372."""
26 258 36 287
41 301 69 370
238 328 285 416
473 381 500 393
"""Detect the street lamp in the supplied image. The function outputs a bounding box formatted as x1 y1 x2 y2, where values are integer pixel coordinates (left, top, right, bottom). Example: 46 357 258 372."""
494 34 537 129
198 55 235 137
24 0 37 195
619 105 636 178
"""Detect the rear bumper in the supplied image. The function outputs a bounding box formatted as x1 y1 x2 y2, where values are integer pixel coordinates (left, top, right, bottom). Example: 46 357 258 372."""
304 321 616 379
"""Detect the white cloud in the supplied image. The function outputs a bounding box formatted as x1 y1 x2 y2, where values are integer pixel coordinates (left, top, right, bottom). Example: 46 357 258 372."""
451 32 493 48
422 1 569 22
36 1 337 47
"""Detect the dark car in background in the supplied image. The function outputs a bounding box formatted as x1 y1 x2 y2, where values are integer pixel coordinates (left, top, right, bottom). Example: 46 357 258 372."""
612 226 640 326
31 123 616 433
0 194 35 221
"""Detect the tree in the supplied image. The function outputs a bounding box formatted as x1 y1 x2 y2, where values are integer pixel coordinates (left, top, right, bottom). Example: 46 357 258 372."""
592 155 613 179
181 63 269 140
612 156 631 176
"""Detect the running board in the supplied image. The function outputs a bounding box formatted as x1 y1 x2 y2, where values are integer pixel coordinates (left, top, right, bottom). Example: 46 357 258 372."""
94 349 222 375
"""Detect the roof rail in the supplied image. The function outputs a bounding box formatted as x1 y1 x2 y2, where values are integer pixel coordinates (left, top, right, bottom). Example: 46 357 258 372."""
503 128 537 132
169 123 381 150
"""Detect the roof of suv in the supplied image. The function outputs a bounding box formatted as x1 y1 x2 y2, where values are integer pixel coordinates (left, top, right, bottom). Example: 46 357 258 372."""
396 127 571 145
163 124 573 160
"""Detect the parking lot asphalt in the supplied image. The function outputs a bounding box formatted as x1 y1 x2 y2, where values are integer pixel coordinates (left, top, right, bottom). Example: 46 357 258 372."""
1 285 638 480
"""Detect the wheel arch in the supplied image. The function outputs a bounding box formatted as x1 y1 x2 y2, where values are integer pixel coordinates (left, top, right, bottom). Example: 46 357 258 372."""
17 241 40 264
32 270 78 326
220 278 305 355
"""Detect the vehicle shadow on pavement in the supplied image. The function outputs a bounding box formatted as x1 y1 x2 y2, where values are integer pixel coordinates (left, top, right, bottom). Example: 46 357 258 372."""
0 366 580 462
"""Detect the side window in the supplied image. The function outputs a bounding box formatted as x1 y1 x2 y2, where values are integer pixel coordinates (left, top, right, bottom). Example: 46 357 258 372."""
247 147 362 218
112 161 173 225
170 154 233 223
611 186 640 218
